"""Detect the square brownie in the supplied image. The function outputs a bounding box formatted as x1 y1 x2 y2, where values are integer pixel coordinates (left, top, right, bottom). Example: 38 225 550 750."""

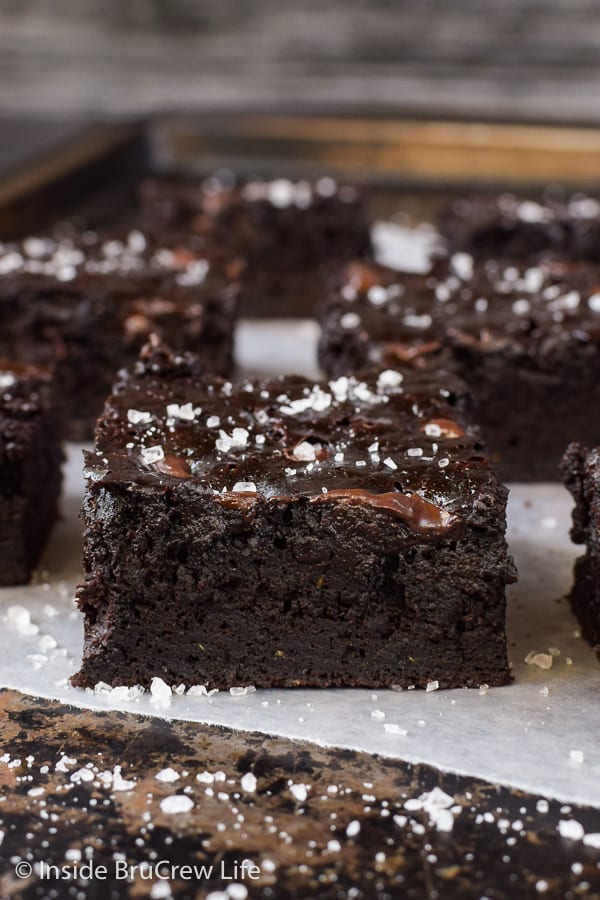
561 443 600 657
318 257 600 481
72 339 515 691
0 229 241 439
139 175 372 317
438 192 600 261
0 360 63 585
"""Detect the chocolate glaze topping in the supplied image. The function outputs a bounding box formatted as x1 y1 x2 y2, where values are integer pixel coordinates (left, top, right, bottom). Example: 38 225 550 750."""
87 341 498 538
0 229 242 335
322 255 600 367
0 358 57 461
0 359 53 417
439 192 600 260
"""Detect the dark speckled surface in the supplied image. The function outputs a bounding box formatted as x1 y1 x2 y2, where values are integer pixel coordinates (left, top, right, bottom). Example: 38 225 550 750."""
0 689 600 899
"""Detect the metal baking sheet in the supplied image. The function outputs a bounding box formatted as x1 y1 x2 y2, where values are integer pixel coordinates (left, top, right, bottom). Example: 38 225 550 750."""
0 224 599 809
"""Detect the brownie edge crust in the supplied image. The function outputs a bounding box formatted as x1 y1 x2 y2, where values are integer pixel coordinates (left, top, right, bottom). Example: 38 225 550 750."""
561 443 600 656
72 342 515 692
0 360 63 585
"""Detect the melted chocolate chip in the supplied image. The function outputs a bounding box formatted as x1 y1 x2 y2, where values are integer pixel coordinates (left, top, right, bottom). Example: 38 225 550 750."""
310 489 461 535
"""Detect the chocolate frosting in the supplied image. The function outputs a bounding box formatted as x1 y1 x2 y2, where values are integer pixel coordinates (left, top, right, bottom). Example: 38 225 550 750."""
322 255 600 366
86 341 501 539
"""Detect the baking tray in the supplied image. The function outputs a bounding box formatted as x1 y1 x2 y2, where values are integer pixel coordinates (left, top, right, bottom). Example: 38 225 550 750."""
2 113 600 809
3 112 600 238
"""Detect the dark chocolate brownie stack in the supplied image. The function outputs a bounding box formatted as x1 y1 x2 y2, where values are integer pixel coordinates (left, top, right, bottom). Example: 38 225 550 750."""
139 175 372 317
318 255 600 481
0 230 242 439
0 359 63 585
438 192 600 261
561 444 600 658
72 340 515 691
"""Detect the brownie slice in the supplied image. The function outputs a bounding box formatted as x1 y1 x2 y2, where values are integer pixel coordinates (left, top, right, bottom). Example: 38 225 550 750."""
72 339 515 691
318 256 600 481
0 360 63 585
561 443 600 656
139 175 372 317
0 230 241 439
438 192 600 261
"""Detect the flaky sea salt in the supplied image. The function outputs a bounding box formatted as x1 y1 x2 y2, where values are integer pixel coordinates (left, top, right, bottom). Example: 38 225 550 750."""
377 369 404 391
111 766 136 792
451 252 473 280
240 772 257 793
216 427 249 453
368 285 389 305
6 606 39 636
340 312 360 329
383 723 408 736
404 787 456 832
524 651 553 670
229 686 256 696
160 795 194 815
155 767 180 783
70 768 94 784
141 445 165 465
176 259 209 286
150 677 172 705
512 299 530 316
166 402 196 421
346 820 361 838
292 441 317 462
403 313 432 329
517 200 550 223
267 178 296 208
150 882 172 899
289 783 309 802
588 293 600 313
558 819 584 841
280 386 332 416
38 634 57 653
127 409 152 425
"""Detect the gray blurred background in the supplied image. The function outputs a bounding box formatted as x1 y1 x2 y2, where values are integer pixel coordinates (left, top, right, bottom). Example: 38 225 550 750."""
0 0 599 123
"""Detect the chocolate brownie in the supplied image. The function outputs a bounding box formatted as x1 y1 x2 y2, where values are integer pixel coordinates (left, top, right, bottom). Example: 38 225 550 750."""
318 256 600 481
438 192 600 261
0 359 63 585
561 443 600 657
72 339 515 691
139 175 372 317
0 230 241 439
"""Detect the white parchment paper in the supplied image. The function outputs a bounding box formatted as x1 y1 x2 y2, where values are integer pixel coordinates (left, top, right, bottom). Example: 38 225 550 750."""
0 224 598 808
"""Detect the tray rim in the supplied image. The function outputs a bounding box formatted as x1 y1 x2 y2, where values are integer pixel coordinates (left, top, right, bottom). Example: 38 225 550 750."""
148 111 600 186
1 111 600 237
